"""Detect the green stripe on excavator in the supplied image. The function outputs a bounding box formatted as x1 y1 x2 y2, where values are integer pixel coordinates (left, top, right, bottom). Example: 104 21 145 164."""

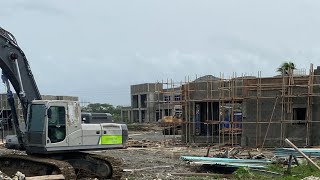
100 135 122 145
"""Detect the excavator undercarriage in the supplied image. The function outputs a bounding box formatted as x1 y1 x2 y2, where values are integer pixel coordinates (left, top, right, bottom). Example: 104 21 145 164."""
0 152 123 179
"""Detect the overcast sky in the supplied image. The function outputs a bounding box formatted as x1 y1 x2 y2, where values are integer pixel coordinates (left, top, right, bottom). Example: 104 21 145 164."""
1 0 320 105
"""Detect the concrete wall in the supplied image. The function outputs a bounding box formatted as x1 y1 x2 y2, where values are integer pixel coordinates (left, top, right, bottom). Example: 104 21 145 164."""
130 83 162 94
129 83 182 123
241 76 312 147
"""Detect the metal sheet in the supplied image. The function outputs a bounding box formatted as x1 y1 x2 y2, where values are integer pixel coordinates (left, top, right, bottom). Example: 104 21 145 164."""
180 156 271 169
274 148 320 157
181 156 271 163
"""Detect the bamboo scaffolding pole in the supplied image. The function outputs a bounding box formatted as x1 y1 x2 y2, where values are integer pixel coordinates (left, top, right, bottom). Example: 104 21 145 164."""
180 120 320 125
306 64 314 146
280 73 285 146
231 72 235 146
256 71 260 147
219 73 222 145
206 76 209 144
261 96 279 149
184 76 188 144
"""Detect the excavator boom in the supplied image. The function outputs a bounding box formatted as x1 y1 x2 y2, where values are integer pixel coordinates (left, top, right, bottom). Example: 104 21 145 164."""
0 27 41 117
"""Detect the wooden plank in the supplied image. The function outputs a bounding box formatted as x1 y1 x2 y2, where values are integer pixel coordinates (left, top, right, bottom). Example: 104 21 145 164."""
26 174 65 180
170 172 231 178
123 165 172 172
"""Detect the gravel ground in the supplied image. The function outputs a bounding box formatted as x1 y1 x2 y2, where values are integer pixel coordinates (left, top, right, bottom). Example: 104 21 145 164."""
0 130 205 180
97 148 194 180
94 130 203 180
0 130 287 180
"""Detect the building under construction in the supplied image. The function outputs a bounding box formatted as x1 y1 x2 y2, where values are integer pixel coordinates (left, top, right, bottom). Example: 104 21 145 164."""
125 64 320 148
180 64 320 147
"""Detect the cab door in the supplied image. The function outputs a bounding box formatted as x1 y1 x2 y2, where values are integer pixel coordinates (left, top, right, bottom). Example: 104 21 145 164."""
66 102 82 146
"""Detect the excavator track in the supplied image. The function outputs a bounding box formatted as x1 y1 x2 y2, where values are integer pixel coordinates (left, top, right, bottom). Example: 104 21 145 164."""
90 153 124 180
51 152 124 180
0 154 76 179
0 152 124 180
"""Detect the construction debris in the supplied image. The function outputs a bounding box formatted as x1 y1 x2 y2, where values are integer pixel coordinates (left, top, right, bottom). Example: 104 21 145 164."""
170 172 231 178
123 165 173 173
285 138 320 170
302 176 320 180
127 138 181 148
0 171 10 180
0 171 25 180
127 139 160 148
25 174 65 180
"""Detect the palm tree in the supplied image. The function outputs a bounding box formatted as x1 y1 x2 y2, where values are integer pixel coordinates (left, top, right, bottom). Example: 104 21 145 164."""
277 61 296 75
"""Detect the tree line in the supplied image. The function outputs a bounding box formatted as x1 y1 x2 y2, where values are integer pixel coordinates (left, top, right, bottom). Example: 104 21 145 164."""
81 103 123 121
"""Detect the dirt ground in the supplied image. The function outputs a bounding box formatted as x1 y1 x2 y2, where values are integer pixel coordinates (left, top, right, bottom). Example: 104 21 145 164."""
0 130 210 180
95 130 209 180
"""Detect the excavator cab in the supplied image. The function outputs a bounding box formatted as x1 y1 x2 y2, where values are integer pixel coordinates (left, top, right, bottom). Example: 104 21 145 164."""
25 101 68 151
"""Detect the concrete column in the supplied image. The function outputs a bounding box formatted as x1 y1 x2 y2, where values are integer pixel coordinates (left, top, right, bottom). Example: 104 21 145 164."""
139 111 142 123
161 108 165 118
127 110 131 123
138 94 142 123
145 111 150 123
120 110 123 122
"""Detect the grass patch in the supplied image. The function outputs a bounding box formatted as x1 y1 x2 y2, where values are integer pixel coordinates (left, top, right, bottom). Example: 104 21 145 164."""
185 177 219 180
232 161 320 180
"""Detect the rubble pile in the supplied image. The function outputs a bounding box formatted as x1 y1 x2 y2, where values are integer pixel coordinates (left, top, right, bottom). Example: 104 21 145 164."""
302 176 320 180
0 171 10 180
0 171 25 180
127 139 161 148
127 138 181 148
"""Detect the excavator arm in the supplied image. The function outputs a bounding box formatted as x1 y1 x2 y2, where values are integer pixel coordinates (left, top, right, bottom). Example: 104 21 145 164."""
0 27 42 148
0 27 41 119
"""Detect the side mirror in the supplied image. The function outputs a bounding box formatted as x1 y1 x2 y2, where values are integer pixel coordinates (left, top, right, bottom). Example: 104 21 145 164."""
48 108 52 119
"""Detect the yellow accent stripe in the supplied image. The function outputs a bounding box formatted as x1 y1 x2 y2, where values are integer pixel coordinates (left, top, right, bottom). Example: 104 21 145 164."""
100 135 122 145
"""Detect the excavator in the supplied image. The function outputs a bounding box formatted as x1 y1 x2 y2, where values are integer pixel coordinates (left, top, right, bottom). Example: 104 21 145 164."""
0 27 128 179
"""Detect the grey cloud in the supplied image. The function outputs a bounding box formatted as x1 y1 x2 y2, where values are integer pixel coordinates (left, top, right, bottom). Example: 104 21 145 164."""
2 0 320 105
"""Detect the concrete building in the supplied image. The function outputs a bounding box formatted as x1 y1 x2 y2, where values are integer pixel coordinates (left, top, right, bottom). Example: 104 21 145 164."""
123 65 320 147
122 83 182 123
